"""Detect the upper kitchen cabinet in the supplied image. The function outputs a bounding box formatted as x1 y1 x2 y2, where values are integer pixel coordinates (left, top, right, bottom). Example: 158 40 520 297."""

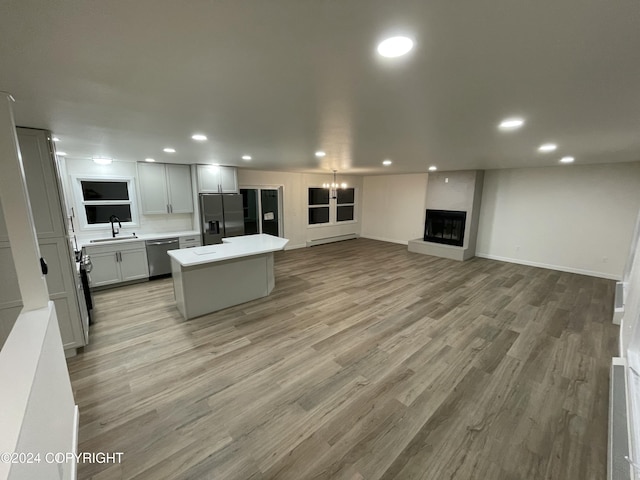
197 165 238 194
138 162 193 214
17 128 67 239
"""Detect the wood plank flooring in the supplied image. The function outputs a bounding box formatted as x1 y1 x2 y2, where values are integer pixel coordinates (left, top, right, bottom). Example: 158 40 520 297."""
67 238 619 479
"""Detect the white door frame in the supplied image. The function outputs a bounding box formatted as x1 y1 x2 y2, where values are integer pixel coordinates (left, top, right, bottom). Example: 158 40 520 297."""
239 185 284 237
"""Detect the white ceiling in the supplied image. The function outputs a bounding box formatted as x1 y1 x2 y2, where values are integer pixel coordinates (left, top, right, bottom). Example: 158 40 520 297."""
1 0 639 175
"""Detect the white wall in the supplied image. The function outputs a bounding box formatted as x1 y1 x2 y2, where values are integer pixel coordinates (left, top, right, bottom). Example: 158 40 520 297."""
476 162 640 279
360 174 428 244
1 304 77 480
60 158 193 240
237 169 363 249
617 207 640 479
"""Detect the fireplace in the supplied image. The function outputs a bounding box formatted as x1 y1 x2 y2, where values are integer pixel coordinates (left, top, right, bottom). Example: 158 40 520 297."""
424 210 466 247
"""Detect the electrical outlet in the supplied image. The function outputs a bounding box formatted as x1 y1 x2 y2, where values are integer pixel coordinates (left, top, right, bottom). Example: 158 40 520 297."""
445 177 449 183
603 256 608 263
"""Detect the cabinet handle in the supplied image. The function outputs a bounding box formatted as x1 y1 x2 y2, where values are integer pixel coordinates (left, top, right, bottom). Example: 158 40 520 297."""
169 204 173 213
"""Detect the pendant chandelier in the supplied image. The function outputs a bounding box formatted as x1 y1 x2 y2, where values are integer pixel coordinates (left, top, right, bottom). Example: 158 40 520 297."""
322 170 347 199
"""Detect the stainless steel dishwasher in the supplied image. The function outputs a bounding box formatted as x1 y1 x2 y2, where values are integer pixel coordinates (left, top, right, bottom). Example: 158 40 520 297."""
145 237 179 278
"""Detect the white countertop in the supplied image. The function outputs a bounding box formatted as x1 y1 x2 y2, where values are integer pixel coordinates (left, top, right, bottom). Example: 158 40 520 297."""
168 234 289 267
79 230 200 248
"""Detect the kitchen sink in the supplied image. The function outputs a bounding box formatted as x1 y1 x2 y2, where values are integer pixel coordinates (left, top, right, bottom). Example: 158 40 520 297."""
90 235 138 243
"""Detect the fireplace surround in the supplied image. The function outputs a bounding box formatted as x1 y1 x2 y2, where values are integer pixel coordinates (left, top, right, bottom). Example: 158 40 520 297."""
409 170 484 261
423 209 467 247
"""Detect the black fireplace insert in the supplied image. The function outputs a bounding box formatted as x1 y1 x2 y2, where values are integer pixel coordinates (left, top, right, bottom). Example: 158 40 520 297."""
424 209 466 247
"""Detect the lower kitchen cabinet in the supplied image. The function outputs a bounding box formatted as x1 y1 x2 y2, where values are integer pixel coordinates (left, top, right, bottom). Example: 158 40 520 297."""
84 241 149 287
120 249 151 281
179 234 202 249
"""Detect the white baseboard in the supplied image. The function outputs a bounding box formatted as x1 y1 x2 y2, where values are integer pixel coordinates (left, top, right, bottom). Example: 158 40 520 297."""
475 252 622 281
359 235 408 245
284 243 306 251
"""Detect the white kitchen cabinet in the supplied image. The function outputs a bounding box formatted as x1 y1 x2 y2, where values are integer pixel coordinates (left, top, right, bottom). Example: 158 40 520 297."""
38 238 87 349
18 128 67 239
179 234 202 249
87 251 121 287
138 162 193 214
120 249 151 281
219 166 238 193
166 164 194 213
196 165 238 193
0 128 88 354
84 241 149 287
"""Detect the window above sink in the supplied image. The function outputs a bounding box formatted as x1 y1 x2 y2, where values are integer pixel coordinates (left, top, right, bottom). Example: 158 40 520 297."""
71 175 139 231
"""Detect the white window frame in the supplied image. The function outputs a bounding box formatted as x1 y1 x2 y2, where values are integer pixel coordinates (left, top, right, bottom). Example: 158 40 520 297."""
307 186 357 227
307 186 331 227
72 175 139 231
336 187 356 223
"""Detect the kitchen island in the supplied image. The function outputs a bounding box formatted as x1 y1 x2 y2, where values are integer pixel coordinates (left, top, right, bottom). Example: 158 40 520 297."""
167 234 289 319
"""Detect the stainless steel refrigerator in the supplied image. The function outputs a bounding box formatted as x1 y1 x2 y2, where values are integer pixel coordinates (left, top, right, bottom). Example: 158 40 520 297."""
200 193 245 245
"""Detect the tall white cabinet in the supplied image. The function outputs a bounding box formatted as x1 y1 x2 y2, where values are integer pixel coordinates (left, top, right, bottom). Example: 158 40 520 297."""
138 162 193 214
0 128 88 354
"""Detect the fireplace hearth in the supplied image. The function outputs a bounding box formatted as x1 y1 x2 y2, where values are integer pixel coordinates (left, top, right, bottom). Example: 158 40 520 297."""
424 209 466 247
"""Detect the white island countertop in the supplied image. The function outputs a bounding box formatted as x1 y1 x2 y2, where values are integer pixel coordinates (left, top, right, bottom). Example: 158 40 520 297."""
168 234 289 267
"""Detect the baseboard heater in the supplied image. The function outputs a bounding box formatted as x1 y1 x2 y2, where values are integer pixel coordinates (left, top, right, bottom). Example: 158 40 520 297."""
610 359 631 480
306 234 358 247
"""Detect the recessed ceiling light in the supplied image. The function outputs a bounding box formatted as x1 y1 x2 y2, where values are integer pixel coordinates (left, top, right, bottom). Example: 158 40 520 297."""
163 147 176 153
191 134 207 141
56 151 67 156
242 155 252 161
52 137 60 142
498 118 525 131
560 156 575 164
145 158 155 162
377 36 414 58
315 151 326 157
382 159 392 166
93 157 112 165
428 166 437 171
538 143 557 153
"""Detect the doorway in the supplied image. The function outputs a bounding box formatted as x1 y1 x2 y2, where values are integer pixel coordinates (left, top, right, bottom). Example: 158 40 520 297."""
240 187 283 237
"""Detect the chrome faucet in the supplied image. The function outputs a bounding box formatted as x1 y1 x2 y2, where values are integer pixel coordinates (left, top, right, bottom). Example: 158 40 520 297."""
109 215 121 238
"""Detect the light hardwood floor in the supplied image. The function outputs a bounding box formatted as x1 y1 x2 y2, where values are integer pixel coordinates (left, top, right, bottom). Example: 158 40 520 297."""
67 239 618 479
